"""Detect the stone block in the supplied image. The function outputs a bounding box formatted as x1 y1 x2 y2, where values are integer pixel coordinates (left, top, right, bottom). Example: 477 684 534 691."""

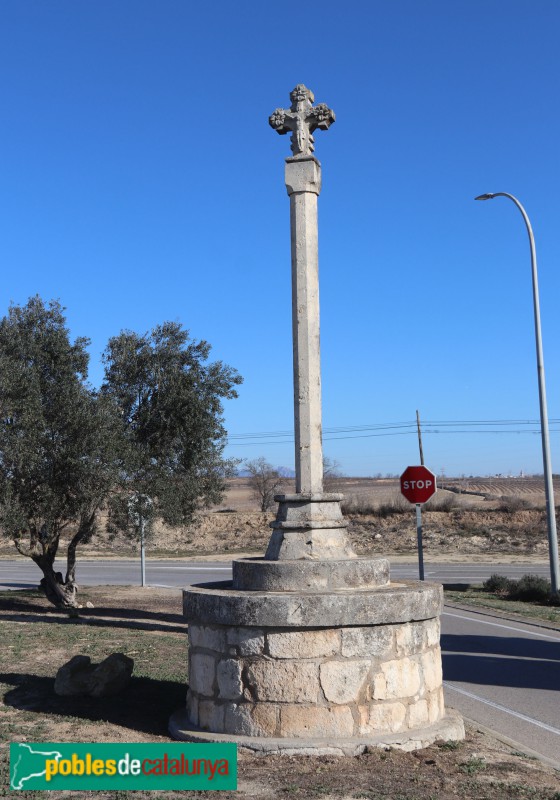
408 699 429 728
189 624 225 652
395 619 440 656
217 659 243 700
361 701 407 734
373 657 421 700
226 627 265 656
198 700 225 733
341 626 393 659
320 660 370 704
224 702 278 736
246 660 318 702
267 630 340 659
420 648 443 692
189 652 215 696
186 690 199 727
427 687 444 723
279 705 355 738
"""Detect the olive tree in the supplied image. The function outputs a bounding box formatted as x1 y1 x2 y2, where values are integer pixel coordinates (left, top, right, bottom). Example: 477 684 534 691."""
101 322 242 540
0 297 122 607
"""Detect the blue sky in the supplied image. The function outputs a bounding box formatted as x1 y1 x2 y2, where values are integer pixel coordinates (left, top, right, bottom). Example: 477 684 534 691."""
2 0 560 477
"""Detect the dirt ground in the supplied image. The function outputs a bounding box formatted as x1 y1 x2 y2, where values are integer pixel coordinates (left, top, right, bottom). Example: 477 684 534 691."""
1 586 559 799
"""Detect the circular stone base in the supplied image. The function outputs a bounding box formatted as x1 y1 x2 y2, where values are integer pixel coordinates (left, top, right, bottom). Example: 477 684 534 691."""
169 707 465 756
232 557 390 591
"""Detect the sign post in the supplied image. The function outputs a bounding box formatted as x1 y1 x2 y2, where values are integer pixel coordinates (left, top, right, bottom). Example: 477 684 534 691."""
400 465 437 580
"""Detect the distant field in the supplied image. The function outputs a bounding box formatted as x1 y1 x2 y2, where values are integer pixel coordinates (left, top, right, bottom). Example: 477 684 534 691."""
219 476 559 511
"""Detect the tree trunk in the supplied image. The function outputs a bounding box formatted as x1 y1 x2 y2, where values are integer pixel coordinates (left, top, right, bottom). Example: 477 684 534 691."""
33 553 78 608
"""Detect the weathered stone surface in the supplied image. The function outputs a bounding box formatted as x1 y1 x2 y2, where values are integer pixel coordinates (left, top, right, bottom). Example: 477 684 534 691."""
198 700 224 733
320 660 370 704
169 707 465 754
246 661 318 702
224 703 278 736
88 653 134 698
226 627 265 656
341 626 393 659
184 581 443 628
361 701 407 734
54 653 133 698
189 624 225 652
408 699 429 728
279 705 354 738
420 648 443 692
217 659 243 700
233 557 389 592
427 687 444 723
373 657 421 700
267 630 340 659
395 619 440 656
186 691 199 727
189 653 215 696
269 85 335 159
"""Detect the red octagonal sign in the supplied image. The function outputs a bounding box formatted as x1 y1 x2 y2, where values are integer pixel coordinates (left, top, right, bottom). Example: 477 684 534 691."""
400 465 437 505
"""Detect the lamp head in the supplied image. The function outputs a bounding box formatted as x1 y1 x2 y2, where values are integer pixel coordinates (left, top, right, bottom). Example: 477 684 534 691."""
475 193 495 201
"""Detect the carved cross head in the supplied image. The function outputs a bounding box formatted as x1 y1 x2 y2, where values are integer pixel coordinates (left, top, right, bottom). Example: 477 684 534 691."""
269 84 335 158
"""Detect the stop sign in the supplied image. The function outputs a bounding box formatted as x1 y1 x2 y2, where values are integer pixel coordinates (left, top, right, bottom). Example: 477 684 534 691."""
400 466 437 505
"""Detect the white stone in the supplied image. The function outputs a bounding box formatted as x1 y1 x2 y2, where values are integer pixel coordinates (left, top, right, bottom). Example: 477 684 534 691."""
246 660 318 702
267 630 340 659
420 648 443 692
427 687 444 723
286 157 323 495
189 624 225 652
320 660 370 704
341 627 393 658
217 659 243 700
395 619 440 656
189 653 215 696
198 700 225 733
226 627 265 656
361 701 407 734
373 657 421 700
408 699 429 728
224 703 278 736
279 705 354 738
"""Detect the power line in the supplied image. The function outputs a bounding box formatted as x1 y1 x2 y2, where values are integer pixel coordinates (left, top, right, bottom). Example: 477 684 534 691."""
226 418 560 446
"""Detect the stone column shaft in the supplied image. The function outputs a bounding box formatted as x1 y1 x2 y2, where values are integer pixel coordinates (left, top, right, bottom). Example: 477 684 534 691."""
286 156 323 494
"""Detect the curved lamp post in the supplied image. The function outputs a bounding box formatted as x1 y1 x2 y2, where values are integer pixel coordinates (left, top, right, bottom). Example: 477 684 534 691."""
475 192 560 596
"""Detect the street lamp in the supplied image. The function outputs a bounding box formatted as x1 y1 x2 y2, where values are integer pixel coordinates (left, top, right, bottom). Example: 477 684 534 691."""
475 192 560 596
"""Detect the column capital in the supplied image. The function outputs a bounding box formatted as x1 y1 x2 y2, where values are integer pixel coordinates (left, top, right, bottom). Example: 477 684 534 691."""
285 156 322 196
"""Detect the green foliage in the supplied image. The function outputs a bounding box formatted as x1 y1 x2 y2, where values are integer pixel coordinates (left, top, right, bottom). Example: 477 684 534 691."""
0 297 123 605
483 573 556 605
102 321 242 537
483 573 513 596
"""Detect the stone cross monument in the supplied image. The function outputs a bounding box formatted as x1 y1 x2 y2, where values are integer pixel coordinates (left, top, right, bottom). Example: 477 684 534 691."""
265 85 354 562
170 86 464 754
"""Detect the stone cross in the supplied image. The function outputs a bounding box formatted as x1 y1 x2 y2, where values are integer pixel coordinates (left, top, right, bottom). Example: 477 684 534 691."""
269 84 335 158
269 85 335 496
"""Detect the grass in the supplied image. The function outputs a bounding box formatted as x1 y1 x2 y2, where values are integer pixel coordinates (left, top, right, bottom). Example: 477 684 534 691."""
444 587 560 625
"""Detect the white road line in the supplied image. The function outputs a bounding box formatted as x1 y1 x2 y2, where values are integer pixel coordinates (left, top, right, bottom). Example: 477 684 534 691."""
444 682 560 736
442 610 560 641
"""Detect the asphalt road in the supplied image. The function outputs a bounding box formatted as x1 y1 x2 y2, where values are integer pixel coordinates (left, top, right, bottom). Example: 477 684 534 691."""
0 558 551 590
1 557 558 765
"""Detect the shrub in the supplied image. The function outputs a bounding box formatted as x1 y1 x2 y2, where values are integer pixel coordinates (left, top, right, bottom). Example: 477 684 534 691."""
510 574 552 603
483 573 513 596
483 573 557 605
498 495 533 513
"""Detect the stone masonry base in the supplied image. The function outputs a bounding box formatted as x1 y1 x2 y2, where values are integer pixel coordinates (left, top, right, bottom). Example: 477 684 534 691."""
170 613 465 753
